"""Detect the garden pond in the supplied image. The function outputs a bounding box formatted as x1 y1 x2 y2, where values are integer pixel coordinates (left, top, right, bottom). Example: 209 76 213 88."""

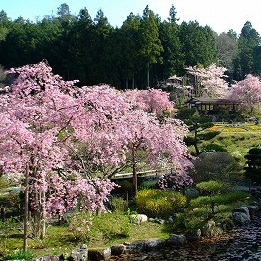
125 213 261 261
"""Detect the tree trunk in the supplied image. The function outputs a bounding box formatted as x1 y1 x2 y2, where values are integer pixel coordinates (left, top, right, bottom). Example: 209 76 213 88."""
193 123 200 156
23 166 29 251
147 63 150 88
131 146 138 197
40 191 46 239
125 77 128 89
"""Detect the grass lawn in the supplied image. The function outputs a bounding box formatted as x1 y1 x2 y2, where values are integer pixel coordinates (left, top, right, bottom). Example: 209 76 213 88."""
0 218 169 259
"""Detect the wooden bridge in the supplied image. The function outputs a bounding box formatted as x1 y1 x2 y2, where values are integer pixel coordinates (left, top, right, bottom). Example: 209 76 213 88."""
112 167 172 180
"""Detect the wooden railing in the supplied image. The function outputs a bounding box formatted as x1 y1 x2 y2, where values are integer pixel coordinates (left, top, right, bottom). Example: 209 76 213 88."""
112 167 172 179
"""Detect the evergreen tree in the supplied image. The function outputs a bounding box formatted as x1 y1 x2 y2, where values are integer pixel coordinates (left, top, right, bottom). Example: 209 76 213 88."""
234 21 261 80
120 12 142 89
180 21 216 68
157 5 183 80
139 5 163 88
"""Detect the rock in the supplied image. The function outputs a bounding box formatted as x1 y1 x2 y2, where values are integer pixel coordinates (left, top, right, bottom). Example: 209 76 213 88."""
88 247 111 261
169 234 187 245
130 214 148 224
168 217 173 223
124 240 146 253
31 254 59 261
68 244 88 261
155 219 165 224
232 211 250 225
111 244 126 256
201 220 223 237
251 188 261 199
248 205 259 217
185 229 201 242
233 206 250 218
144 239 166 250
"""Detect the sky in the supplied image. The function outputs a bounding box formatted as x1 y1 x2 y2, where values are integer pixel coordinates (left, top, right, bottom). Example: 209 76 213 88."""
1 0 261 36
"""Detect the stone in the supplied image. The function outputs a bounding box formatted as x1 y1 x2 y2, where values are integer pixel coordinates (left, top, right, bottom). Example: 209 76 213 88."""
144 239 166 250
124 240 146 253
185 229 202 242
169 234 187 245
232 211 250 225
130 214 148 224
111 244 126 256
233 206 250 218
88 247 111 261
248 205 259 217
68 244 88 261
31 255 59 261
155 219 165 224
201 220 223 237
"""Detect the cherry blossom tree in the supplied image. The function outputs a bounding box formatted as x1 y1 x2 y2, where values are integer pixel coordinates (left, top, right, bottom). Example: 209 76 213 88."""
0 61 193 250
227 74 261 113
123 88 174 115
116 110 193 195
186 63 229 98
0 62 117 249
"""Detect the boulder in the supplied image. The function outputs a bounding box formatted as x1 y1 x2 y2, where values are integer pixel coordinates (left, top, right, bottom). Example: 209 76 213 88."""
144 239 166 250
169 234 187 245
31 254 59 261
232 211 250 225
130 214 148 224
111 244 126 256
233 206 250 218
88 247 111 261
68 244 88 261
185 229 202 242
201 220 223 237
124 240 146 253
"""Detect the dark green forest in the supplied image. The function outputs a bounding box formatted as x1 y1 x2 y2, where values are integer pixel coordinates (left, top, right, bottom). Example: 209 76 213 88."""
0 3 260 89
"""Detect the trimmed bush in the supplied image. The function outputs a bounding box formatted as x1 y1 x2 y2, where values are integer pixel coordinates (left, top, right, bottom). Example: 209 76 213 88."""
198 131 221 141
201 143 227 152
196 180 225 195
135 189 186 218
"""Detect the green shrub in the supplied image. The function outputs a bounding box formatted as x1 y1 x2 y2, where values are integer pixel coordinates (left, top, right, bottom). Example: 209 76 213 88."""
4 249 33 260
201 143 227 152
194 181 232 214
171 209 209 232
198 131 221 141
212 191 250 205
196 180 225 195
185 215 207 230
110 196 128 213
135 189 186 218
139 180 157 190
190 191 250 214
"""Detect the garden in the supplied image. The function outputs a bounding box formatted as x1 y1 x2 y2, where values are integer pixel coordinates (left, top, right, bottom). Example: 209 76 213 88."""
0 62 261 260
